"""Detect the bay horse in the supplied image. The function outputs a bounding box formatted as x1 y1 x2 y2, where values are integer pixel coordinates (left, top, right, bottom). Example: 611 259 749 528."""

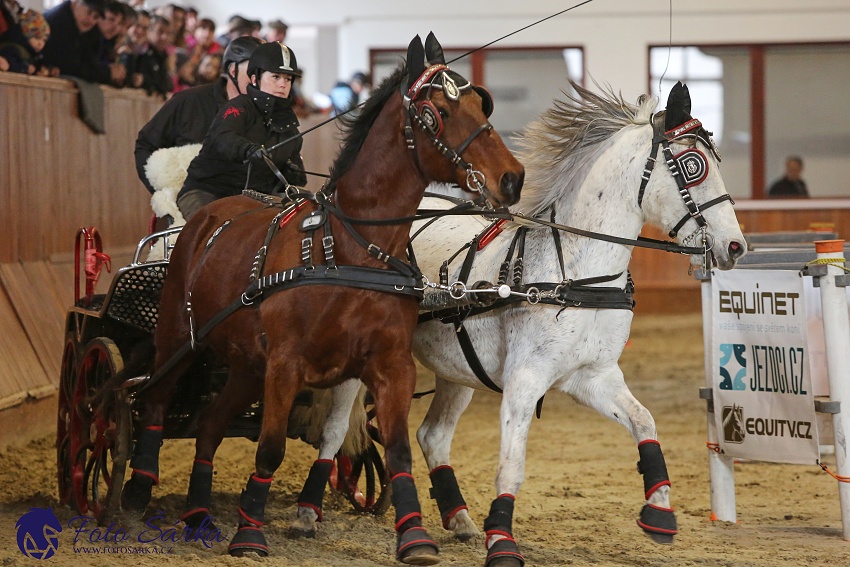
118 32 524 565
295 81 746 566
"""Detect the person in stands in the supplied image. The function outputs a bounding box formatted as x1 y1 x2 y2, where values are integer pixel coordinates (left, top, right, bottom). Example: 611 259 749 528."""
0 8 55 76
41 0 126 85
767 155 809 198
177 41 307 221
134 36 264 194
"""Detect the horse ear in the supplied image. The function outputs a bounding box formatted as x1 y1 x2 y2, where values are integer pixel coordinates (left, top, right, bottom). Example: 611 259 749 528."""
424 31 446 65
665 81 693 130
406 35 426 90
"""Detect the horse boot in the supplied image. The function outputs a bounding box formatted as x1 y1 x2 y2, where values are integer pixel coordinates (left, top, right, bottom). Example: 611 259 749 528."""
120 426 162 514
429 465 475 541
483 494 524 567
290 459 333 538
635 439 678 543
228 473 272 557
392 473 439 566
180 459 216 529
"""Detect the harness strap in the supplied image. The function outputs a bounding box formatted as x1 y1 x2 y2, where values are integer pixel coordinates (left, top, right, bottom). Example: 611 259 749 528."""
550 208 566 281
668 193 734 238
638 135 663 207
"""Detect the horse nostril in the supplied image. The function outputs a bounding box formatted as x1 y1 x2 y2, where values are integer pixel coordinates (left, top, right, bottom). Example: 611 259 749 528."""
499 171 524 205
728 241 745 259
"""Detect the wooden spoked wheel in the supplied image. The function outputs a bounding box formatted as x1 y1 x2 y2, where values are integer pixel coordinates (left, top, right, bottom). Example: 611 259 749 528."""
56 335 77 506
65 338 132 522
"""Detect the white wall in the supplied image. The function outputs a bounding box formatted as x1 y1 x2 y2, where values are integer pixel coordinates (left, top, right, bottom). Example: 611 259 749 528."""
144 0 850 99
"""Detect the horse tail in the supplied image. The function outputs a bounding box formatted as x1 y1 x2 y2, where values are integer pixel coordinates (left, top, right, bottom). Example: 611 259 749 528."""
288 386 370 457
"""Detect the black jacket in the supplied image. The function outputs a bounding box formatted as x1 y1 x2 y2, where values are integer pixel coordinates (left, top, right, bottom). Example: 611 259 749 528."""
41 1 110 83
180 84 307 199
135 79 228 193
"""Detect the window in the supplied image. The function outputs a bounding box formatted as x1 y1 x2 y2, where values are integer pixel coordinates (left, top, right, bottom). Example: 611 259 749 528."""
649 43 850 199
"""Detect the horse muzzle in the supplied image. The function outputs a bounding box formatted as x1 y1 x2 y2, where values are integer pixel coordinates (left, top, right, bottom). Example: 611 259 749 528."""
495 170 524 207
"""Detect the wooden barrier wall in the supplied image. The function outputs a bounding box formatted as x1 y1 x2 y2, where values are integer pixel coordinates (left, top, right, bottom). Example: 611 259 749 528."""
0 74 341 447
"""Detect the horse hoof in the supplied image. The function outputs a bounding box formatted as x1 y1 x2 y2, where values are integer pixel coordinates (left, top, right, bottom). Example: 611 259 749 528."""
228 526 269 557
397 526 440 565
447 510 479 542
487 558 523 567
401 547 441 566
120 475 153 514
637 503 677 545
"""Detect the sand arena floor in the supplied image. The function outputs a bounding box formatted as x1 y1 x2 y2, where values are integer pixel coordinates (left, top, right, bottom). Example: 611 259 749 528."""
1 314 848 566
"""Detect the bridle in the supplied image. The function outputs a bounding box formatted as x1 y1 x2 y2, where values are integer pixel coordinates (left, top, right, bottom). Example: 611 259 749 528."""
401 64 499 208
637 116 734 253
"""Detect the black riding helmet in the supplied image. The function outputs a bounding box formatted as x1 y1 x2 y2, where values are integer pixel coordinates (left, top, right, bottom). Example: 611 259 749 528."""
221 36 265 93
247 42 302 82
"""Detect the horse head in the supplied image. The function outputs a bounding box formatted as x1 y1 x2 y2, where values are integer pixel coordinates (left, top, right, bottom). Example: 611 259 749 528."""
402 33 523 207
642 81 746 270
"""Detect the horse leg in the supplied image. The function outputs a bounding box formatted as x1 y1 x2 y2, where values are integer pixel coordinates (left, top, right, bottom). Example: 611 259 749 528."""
570 365 678 544
120 354 197 515
182 364 264 528
227 361 299 557
370 357 440 566
481 374 546 567
290 379 362 538
416 375 477 541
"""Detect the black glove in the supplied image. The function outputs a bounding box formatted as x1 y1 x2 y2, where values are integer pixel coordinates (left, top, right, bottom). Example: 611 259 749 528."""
244 144 268 163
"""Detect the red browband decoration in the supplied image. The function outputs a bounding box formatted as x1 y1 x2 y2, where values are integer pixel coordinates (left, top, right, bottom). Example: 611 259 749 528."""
407 64 449 100
665 118 702 139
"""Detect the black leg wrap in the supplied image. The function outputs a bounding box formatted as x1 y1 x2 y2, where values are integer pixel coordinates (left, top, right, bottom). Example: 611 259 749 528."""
297 459 333 521
483 495 524 567
638 503 678 537
228 474 272 557
129 427 163 478
182 461 214 528
392 474 422 532
392 475 438 564
637 440 670 498
483 495 515 534
429 466 468 529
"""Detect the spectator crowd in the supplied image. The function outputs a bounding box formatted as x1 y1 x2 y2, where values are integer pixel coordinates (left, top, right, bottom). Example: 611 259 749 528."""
0 0 301 101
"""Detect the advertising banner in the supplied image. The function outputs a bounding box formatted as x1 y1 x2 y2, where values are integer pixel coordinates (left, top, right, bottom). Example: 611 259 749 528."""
711 269 819 464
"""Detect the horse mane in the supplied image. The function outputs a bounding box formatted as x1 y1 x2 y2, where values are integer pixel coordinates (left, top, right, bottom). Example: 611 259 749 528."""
327 65 407 187
513 80 658 216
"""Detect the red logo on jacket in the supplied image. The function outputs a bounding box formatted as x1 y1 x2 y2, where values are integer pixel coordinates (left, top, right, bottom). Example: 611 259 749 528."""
223 106 241 119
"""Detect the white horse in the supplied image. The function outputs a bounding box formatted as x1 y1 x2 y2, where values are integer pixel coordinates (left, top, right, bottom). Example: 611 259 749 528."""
290 80 746 566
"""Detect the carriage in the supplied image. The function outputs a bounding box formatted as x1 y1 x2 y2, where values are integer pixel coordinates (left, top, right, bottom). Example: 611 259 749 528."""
55 225 391 525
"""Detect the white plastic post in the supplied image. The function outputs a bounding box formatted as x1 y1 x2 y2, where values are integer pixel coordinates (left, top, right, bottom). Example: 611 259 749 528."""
814 240 850 540
702 278 737 522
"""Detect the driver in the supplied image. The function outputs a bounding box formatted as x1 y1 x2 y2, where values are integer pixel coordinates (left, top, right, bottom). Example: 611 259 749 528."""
134 36 265 195
176 41 308 221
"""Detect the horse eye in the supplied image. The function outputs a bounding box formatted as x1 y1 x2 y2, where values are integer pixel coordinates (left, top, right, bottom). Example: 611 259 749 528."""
438 108 448 119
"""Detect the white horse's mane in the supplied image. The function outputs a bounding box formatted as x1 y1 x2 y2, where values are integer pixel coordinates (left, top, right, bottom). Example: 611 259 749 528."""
513 81 658 216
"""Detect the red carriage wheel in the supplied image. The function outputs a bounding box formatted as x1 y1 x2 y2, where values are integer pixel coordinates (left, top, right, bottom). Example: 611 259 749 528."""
67 338 132 523
329 399 392 515
56 334 78 506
